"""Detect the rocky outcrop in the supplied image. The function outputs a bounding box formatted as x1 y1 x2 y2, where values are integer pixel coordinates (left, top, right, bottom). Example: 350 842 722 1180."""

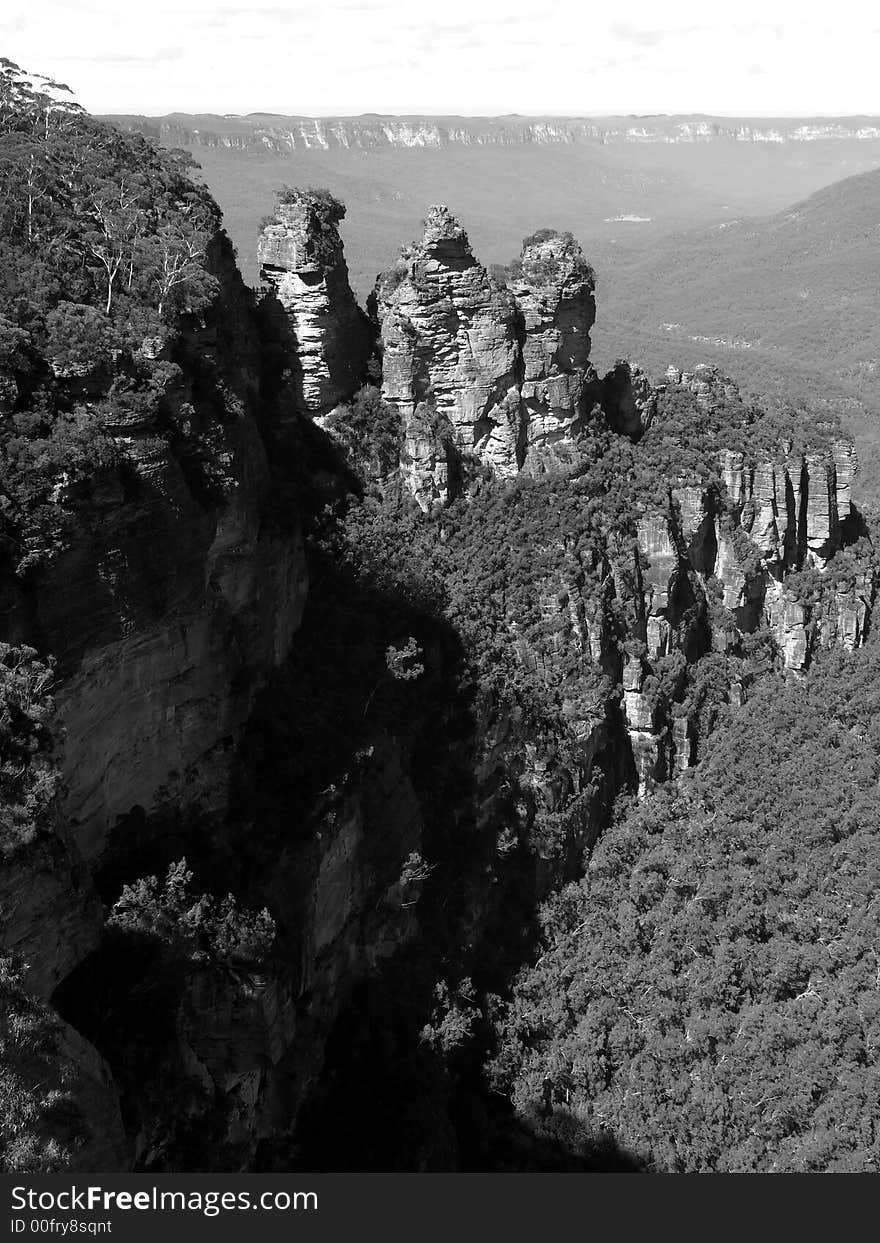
603 361 659 439
56 1019 129 1172
258 190 372 417
511 232 597 474
715 440 856 572
377 206 523 508
375 209 597 506
371 215 875 793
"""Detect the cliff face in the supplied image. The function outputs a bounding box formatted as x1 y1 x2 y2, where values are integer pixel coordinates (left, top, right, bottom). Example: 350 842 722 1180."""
0 822 102 999
376 209 597 507
601 366 872 790
0 226 310 1170
12 246 309 865
108 114 880 153
512 233 598 475
258 191 372 418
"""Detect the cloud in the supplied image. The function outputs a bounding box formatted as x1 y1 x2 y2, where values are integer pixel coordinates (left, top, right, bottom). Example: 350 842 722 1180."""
610 21 668 47
63 48 184 64
5 0 880 117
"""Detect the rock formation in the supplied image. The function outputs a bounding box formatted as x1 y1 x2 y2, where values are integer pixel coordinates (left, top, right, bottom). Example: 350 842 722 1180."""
113 114 880 155
509 231 597 474
500 359 875 795
258 190 372 417
375 208 599 506
12 244 309 865
376 206 523 508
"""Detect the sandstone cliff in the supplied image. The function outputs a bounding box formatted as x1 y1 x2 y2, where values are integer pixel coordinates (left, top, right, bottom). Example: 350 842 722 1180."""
376 205 522 508
511 232 598 476
0 226 309 1170
258 190 372 418
110 114 880 154
375 208 598 507
22 240 308 864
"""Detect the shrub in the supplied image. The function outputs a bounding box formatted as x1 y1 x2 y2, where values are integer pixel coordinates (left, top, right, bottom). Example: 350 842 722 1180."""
0 956 82 1172
43 302 115 374
322 383 402 480
109 859 276 965
0 644 58 856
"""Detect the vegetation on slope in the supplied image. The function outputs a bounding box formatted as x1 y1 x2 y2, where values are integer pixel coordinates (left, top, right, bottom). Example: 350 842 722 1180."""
0 956 88 1172
594 167 880 500
2 63 879 1174
0 643 58 856
491 643 880 1171
0 58 238 571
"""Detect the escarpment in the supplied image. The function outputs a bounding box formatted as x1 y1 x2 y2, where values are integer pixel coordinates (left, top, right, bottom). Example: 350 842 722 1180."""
0 84 315 1172
4 238 310 866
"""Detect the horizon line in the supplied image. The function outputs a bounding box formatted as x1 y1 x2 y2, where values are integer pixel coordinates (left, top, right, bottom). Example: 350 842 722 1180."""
95 108 880 122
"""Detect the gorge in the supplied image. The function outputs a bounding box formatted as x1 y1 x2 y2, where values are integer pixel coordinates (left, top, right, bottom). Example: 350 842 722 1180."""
2 78 879 1174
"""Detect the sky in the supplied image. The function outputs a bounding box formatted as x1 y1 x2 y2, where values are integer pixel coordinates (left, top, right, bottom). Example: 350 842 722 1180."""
3 0 880 117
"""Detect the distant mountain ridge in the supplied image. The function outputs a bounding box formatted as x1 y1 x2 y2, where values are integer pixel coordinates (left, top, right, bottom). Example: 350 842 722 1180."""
595 165 880 498
104 112 880 153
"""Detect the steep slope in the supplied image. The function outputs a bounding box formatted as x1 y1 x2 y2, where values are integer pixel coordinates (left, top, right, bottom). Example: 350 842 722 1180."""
0 62 308 1171
594 167 880 497
493 643 880 1171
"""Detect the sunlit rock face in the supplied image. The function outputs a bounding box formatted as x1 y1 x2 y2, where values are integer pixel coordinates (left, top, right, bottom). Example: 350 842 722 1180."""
376 206 523 508
258 191 372 417
371 207 874 797
375 209 598 507
510 231 597 475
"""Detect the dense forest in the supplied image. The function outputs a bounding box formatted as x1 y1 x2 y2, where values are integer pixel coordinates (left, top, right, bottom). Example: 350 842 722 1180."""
1 60 879 1174
491 646 880 1172
0 57 231 572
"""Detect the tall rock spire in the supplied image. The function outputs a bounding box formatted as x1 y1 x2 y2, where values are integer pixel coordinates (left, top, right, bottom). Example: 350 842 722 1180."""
258 189 372 416
508 229 597 475
375 205 523 509
374 210 599 507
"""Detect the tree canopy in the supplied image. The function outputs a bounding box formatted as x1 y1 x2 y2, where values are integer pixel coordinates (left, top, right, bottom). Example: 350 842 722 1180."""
492 644 880 1171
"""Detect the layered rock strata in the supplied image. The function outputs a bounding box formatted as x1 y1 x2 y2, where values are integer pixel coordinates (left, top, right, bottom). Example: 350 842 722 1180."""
375 208 598 506
0 233 311 1171
376 206 523 508
258 191 372 417
510 233 597 474
503 365 873 794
